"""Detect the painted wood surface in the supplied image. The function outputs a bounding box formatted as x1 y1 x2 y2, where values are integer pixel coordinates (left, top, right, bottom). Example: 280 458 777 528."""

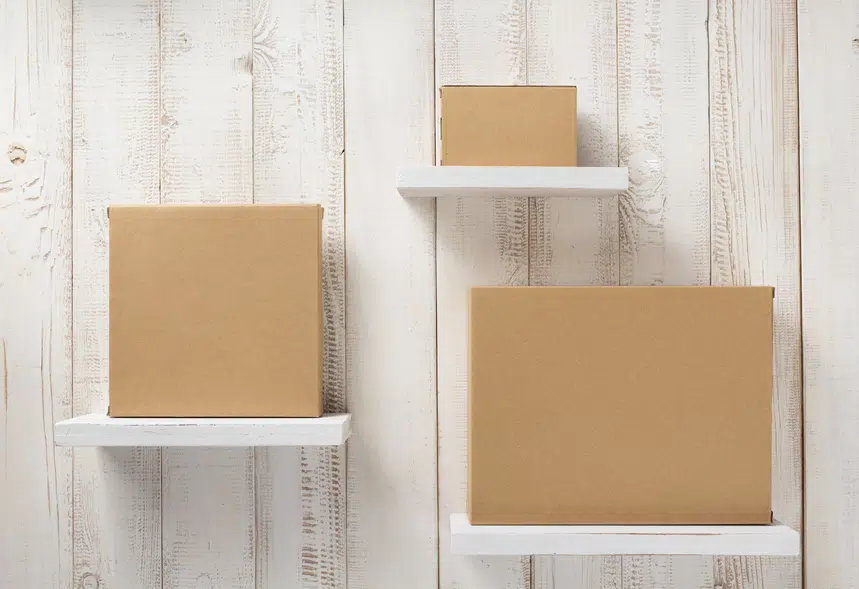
449 514 801 557
709 1 802 588
343 0 438 588
0 2 72 589
435 0 531 588
799 0 859 587
54 414 352 447
526 0 620 587
617 1 712 589
252 1 347 588
159 2 255 589
396 166 628 198
72 3 161 589
0 0 825 587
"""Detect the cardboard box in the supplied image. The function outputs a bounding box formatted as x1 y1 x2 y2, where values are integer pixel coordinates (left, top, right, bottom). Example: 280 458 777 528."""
108 204 323 417
440 86 577 166
469 286 773 525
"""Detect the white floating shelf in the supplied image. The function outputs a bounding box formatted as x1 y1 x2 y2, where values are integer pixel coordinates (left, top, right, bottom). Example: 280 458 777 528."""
396 166 628 198
55 413 351 447
450 514 800 557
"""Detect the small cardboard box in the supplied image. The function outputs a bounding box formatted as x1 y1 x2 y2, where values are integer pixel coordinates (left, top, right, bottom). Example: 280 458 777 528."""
440 86 577 166
108 204 323 417
469 286 773 525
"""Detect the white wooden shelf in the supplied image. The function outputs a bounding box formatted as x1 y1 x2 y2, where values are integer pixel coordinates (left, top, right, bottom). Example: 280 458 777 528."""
449 513 800 556
396 166 628 198
54 413 351 447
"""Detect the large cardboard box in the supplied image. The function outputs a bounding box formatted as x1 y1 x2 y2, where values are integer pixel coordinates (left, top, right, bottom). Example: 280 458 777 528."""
469 286 773 525
440 86 577 166
108 204 323 417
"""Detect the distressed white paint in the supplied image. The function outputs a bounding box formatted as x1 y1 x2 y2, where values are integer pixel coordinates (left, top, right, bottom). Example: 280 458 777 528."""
159 2 255 589
435 1 531 589
0 0 819 588
252 1 347 588
54 414 351 447
396 166 628 198
616 0 712 587
72 3 162 589
450 514 800 557
344 0 439 587
0 1 72 589
709 1 802 588
799 0 859 587
526 2 620 587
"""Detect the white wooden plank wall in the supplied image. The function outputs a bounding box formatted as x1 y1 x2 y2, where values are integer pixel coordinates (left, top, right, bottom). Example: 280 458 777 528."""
710 2 802 589
252 1 347 588
617 0 712 588
799 0 859 588
72 4 162 589
5 0 855 587
0 3 72 589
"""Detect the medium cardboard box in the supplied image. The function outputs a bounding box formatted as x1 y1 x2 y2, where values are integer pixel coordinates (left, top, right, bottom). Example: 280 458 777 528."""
440 86 577 166
468 286 773 525
108 204 323 417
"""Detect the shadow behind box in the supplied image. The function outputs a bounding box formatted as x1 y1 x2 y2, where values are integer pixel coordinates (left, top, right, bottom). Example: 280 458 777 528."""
468 286 774 525
108 204 324 418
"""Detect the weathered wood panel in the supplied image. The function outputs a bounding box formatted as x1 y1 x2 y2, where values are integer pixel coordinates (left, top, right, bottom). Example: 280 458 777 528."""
617 0 712 587
72 3 161 589
435 1 531 588
252 0 346 588
0 1 72 589
710 0 802 588
800 0 859 587
343 0 438 587
528 1 619 586
159 2 255 589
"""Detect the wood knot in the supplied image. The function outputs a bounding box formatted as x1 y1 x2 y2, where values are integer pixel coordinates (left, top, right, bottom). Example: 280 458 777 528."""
7 144 26 165
79 572 101 589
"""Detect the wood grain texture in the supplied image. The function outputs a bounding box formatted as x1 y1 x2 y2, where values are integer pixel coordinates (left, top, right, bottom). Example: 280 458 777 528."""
252 1 346 588
0 1 72 588
799 0 859 587
160 2 255 589
344 0 438 586
527 0 619 586
709 0 802 587
435 1 530 588
617 0 711 587
72 3 161 589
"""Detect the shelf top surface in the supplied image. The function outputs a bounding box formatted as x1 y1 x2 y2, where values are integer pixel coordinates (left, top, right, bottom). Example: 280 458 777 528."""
396 166 629 198
55 413 352 447
449 513 800 557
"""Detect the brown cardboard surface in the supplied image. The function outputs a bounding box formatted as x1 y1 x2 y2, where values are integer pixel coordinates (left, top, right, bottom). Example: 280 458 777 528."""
468 286 774 525
108 204 323 417
440 86 577 166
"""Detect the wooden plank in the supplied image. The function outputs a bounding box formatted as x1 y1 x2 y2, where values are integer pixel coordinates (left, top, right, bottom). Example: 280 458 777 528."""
527 0 619 587
434 1 531 588
159 1 255 589
0 1 72 588
799 0 859 587
252 1 346 588
449 514 800 557
71 3 162 589
709 1 802 588
396 166 628 198
343 0 438 586
616 0 711 587
55 414 352 447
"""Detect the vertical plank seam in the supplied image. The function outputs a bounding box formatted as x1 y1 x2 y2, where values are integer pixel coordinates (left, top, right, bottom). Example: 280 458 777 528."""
792 1 806 587
157 3 164 588
431 1 442 589
614 0 623 581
